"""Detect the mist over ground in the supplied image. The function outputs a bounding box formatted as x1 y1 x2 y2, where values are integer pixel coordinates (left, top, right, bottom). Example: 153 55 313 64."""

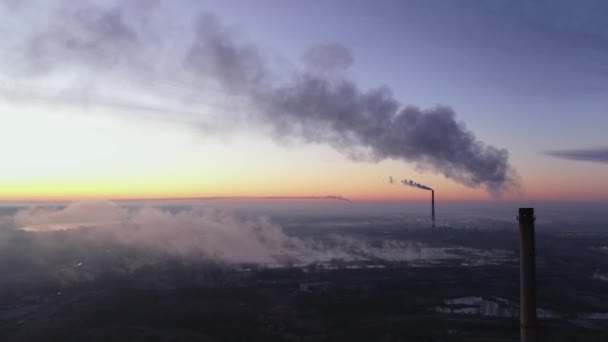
0 200 606 272
2 200 608 341
0 200 519 267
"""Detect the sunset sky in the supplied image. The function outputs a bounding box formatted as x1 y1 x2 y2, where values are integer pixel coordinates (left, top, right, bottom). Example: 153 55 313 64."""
1 0 607 202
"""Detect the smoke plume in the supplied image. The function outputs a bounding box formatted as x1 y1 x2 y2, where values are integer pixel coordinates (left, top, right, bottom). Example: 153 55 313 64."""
400 178 433 191
0 1 516 194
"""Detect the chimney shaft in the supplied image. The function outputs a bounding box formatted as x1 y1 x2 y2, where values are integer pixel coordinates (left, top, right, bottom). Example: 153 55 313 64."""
518 208 537 342
431 190 435 228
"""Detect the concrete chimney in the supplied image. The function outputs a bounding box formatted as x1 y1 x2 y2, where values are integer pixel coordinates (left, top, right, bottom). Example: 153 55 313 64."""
518 208 537 342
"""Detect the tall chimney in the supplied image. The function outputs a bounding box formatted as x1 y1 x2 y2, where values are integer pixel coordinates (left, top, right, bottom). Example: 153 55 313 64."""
518 208 537 342
431 190 435 228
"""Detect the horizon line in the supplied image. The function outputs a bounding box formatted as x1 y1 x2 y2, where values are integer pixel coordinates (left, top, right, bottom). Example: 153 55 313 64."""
116 195 353 203
0 195 354 204
1 196 608 205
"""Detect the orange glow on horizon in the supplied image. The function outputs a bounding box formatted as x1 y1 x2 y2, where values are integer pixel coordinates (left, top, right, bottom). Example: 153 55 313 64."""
0 184 561 203
1 190 606 203
1 163 607 203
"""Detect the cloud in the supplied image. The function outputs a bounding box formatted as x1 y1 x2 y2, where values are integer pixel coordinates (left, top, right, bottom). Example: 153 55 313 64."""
0 1 516 194
545 148 608 163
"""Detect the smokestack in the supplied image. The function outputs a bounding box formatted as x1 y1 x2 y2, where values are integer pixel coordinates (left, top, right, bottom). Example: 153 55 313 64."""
518 208 537 342
431 190 435 228
397 178 435 228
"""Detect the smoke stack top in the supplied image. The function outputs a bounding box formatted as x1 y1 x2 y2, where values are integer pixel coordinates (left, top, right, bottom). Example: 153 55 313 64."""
391 177 435 227
518 208 535 221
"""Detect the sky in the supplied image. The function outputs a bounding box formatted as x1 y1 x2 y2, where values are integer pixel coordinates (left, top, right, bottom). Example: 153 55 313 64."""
0 0 607 202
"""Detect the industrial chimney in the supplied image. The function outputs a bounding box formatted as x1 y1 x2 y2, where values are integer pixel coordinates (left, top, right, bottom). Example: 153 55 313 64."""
397 178 435 228
431 190 435 228
518 208 537 342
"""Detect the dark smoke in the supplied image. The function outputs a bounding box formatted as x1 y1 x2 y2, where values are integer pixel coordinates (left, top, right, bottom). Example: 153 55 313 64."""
184 14 515 195
545 148 608 164
0 2 516 195
400 179 433 191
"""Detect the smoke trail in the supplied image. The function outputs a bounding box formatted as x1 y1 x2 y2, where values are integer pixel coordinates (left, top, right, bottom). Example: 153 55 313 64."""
400 178 433 191
0 1 516 194
402 179 433 191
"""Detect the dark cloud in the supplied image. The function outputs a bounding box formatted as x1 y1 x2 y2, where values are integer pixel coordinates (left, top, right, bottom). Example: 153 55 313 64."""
545 148 608 163
0 2 517 195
